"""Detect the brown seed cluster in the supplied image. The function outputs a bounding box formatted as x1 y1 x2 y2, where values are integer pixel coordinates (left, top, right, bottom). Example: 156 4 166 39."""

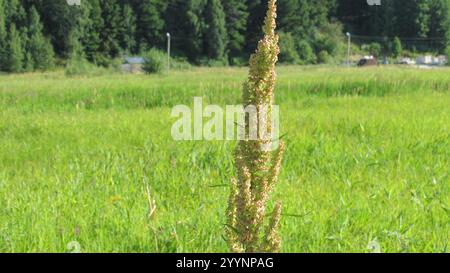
225 0 285 253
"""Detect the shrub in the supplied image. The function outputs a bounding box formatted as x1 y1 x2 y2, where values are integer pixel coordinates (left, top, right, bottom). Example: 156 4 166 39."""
199 57 228 67
229 57 247 67
278 31 299 64
65 54 113 77
65 30 108 77
445 45 450 66
170 57 192 70
95 54 116 68
142 49 166 74
368 42 382 57
65 57 100 76
297 40 316 64
392 37 402 58
317 50 331 64
312 22 346 59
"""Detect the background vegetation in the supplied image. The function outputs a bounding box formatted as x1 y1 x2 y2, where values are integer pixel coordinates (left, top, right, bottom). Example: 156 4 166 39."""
1 0 450 73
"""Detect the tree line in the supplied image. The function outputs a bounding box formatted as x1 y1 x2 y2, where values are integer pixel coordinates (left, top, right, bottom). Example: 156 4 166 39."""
337 0 450 52
0 0 449 73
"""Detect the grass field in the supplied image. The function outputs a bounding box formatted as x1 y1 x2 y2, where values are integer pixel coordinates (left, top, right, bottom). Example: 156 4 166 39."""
0 66 449 253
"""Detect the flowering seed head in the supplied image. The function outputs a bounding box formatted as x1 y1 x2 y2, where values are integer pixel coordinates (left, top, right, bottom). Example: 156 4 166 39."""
225 0 285 253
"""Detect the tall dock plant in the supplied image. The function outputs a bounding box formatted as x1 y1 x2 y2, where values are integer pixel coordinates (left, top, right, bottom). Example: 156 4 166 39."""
226 0 285 253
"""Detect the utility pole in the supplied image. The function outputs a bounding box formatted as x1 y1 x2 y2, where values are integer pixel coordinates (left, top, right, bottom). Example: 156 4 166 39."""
346 32 351 67
166 33 171 71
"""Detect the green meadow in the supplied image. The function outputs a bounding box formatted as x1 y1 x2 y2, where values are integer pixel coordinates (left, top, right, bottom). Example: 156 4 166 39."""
0 66 449 253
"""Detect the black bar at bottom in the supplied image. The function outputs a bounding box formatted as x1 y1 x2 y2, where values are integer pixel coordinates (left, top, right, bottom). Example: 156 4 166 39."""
0 253 446 272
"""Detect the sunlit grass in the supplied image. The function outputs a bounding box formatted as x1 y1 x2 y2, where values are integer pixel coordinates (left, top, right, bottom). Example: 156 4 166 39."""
0 66 449 252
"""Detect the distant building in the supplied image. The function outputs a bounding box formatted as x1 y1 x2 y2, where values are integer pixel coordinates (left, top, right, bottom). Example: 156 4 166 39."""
416 55 433 65
416 55 447 66
434 55 448 66
398 57 415 65
122 57 145 73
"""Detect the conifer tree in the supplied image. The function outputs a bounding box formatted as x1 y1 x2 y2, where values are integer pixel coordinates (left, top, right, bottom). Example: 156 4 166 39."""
120 4 137 54
40 0 80 57
23 51 33 72
82 0 104 63
134 0 165 51
6 24 24 72
4 0 26 28
415 0 431 38
27 6 54 70
68 29 85 61
221 0 248 63
203 0 227 61
428 0 450 51
245 0 265 56
0 0 7 71
99 0 122 58
165 0 203 62
278 0 302 33
19 24 29 70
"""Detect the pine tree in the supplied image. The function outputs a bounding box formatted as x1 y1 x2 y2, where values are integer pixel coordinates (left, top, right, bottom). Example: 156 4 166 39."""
278 0 308 35
395 0 430 38
119 4 136 55
65 29 93 76
4 0 27 28
82 0 103 63
23 51 33 72
68 29 85 61
310 0 333 27
394 0 430 51
39 0 80 57
6 24 24 72
100 0 122 58
221 0 248 63
380 0 397 37
165 0 203 62
364 0 385 36
277 0 297 31
27 6 54 70
415 0 430 38
0 0 7 71
245 0 265 56
278 31 299 64
19 24 29 70
134 0 165 51
428 0 450 51
203 0 227 62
